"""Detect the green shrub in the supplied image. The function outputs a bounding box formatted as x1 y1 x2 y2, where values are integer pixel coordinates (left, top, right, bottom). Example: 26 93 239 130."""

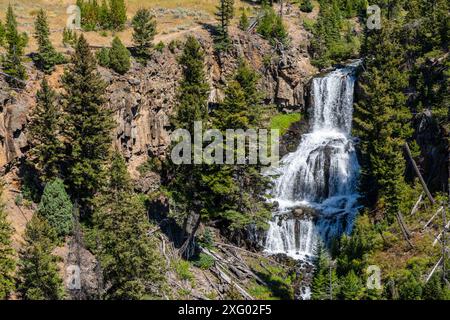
198 228 214 249
168 39 182 53
155 41 165 52
239 11 249 31
109 36 131 74
137 157 163 175
300 0 314 13
192 253 214 270
173 259 194 281
37 178 73 238
15 194 23 206
62 27 77 47
96 47 110 67
257 5 288 45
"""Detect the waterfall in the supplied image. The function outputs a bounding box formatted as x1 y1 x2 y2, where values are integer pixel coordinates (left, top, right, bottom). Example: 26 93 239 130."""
264 63 361 260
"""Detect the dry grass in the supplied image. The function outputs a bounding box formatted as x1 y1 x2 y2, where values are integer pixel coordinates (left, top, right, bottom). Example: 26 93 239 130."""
0 0 256 52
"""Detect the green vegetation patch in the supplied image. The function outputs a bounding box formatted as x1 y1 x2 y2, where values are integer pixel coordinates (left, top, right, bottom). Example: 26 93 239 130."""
270 113 301 135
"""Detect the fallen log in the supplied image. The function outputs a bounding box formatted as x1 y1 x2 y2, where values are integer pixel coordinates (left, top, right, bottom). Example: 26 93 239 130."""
214 242 285 267
423 206 443 230
410 193 423 215
432 221 450 246
404 143 435 205
210 265 254 300
200 247 254 300
425 257 443 283
396 212 414 249
0 71 27 87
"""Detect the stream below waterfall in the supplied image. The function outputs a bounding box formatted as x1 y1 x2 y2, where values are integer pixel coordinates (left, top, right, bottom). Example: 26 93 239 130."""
264 62 361 261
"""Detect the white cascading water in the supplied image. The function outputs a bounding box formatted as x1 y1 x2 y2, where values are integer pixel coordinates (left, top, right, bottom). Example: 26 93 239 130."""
264 63 361 260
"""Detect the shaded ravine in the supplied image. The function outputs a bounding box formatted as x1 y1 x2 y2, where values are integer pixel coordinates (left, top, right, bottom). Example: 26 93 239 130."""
264 62 361 261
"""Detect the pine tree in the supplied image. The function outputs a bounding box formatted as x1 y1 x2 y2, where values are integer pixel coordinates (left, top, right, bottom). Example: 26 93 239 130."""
422 273 444 300
167 36 210 257
216 0 234 50
213 81 248 130
238 11 249 31
38 178 73 238
108 36 130 74
77 0 101 31
208 62 272 230
27 78 63 182
397 273 423 300
99 0 110 29
33 9 65 73
0 182 15 299
338 270 364 300
0 20 5 47
212 61 262 133
172 36 210 133
17 214 65 300
353 21 413 220
93 152 164 299
109 0 127 30
2 4 28 85
311 244 339 299
131 8 157 58
233 58 263 117
257 3 288 45
61 35 114 210
96 47 110 67
311 245 330 300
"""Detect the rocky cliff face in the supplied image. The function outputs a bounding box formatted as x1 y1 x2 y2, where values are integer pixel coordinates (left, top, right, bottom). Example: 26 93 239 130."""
0 77 33 169
0 28 315 175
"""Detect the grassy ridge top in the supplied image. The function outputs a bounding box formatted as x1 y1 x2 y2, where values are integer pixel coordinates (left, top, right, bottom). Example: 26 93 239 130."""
0 0 255 52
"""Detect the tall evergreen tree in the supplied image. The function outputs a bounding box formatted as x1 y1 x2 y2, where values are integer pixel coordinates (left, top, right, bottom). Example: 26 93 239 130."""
0 183 15 299
17 214 65 300
311 244 339 300
93 152 164 299
216 0 234 49
61 35 114 210
131 8 157 57
168 36 210 257
109 0 127 30
99 0 110 29
33 9 65 73
2 4 28 85
353 20 413 220
27 78 63 182
172 36 210 133
38 178 73 238
338 270 364 300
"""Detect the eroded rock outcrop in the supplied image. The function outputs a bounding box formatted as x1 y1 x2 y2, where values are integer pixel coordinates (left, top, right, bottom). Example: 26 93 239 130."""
0 28 315 176
0 78 34 169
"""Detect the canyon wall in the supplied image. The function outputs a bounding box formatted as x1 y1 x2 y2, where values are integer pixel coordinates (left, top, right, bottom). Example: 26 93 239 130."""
0 29 315 176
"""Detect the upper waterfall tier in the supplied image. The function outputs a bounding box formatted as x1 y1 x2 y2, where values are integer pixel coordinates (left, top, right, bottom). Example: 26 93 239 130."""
264 63 361 259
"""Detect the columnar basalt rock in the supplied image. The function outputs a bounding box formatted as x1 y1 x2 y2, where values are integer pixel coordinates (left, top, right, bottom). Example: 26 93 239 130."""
0 30 315 175
0 78 33 168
